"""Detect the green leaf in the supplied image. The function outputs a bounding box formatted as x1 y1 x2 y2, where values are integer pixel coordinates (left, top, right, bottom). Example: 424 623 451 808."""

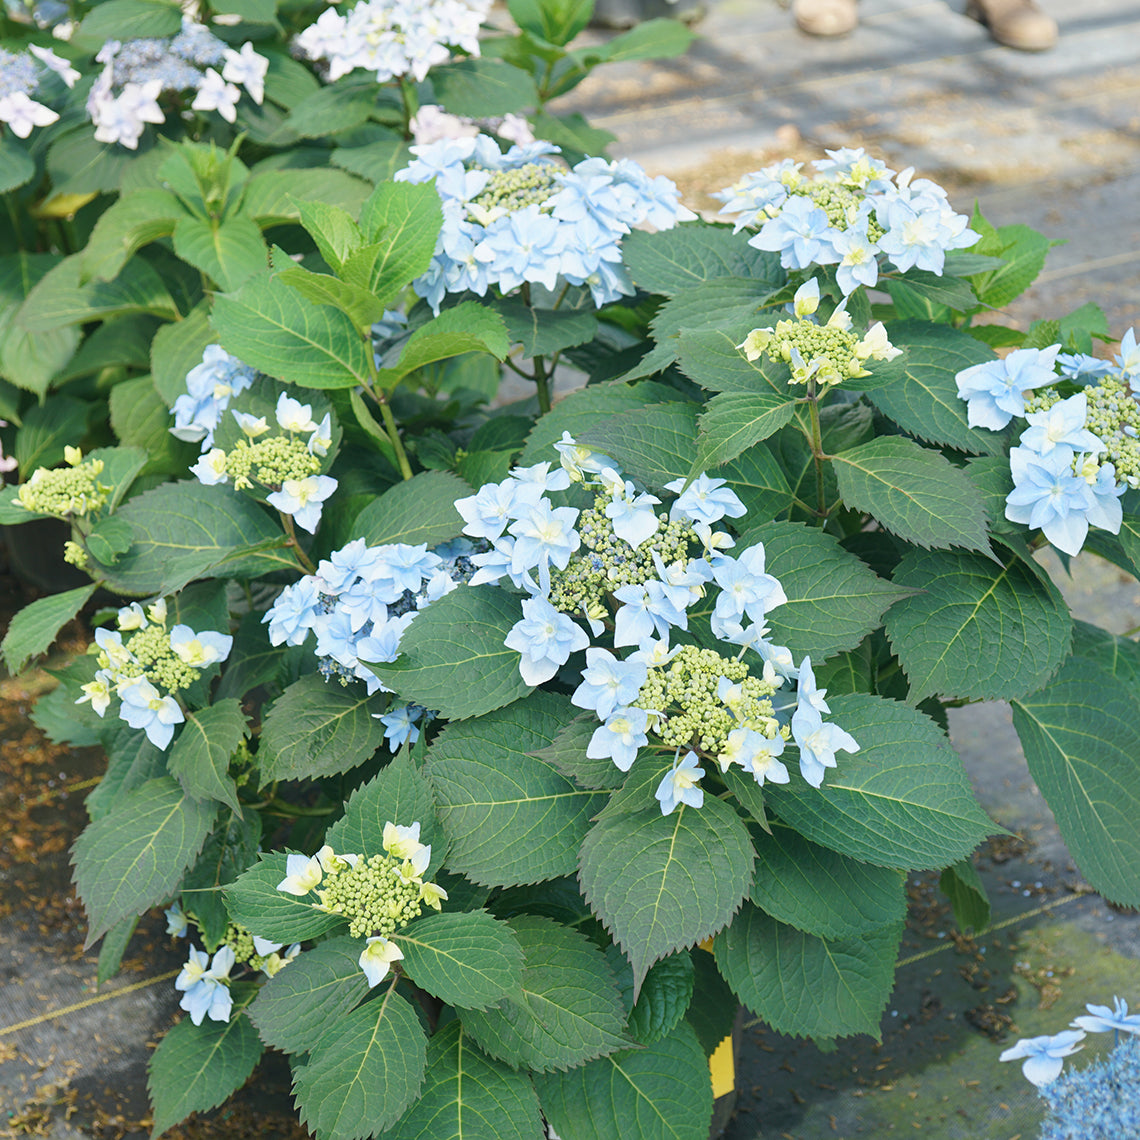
86 724 166 820
535 715 625 790
380 1019 543 1140
294 198 364 273
369 586 532 721
686 949 737 1057
14 396 89 477
967 213 1054 309
226 854 348 943
325 748 445 875
865 322 1006 456
248 936 369 1054
1010 658 1140 907
284 81 380 139
398 910 524 1010
1070 619 1140 685
461 915 629 1073
692 391 797 472
508 0 593 44
151 304 214 406
535 1022 712 1140
579 794 754 996
277 267 385 335
519 380 679 467
242 168 371 226
77 189 183 284
17 254 178 332
495 301 599 359
109 374 199 477
891 269 977 312
0 136 34 193
376 303 510 388
717 443 794 520
621 225 781 296
885 547 1072 702
350 182 444 306
181 811 262 950
0 252 81 397
76 0 181 42
294 988 427 1140
212 272 372 390
430 59 539 118
831 436 992 554
332 140 413 184
750 826 906 941
259 674 388 782
96 916 138 986
594 17 695 61
94 481 286 595
352 470 468 548
172 215 267 292
72 776 216 946
1 584 96 674
764 694 995 869
713 903 900 1040
528 111 616 161
621 952 695 1045
939 858 991 934
676 323 798 399
580 401 700 491
733 521 909 661
427 692 606 886
167 700 246 812
148 1010 263 1138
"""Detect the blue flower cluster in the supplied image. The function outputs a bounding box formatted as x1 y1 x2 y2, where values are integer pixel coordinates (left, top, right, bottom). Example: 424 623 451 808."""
263 537 480 748
170 345 258 448
453 438 859 813
955 334 1140 556
713 147 979 294
394 135 696 311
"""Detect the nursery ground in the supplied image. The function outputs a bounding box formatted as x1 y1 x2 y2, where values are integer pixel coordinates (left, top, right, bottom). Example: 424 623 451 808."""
4 0 1140 1134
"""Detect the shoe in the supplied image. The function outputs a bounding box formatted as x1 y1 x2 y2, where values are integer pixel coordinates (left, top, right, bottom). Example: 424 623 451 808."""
965 0 1058 51
793 0 857 37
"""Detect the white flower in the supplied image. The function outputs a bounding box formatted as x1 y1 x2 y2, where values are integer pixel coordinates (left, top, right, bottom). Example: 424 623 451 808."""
359 936 404 988
221 41 268 104
192 69 241 124
28 44 81 87
0 91 59 138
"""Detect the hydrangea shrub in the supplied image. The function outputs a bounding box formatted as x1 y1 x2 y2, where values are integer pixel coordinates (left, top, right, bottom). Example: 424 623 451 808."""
4 134 1140 1140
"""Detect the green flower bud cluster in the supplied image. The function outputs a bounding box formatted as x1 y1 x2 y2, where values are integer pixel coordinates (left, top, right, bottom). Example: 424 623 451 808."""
548 493 698 617
469 163 559 219
633 645 779 755
95 603 200 695
1028 378 1140 488
745 316 869 387
17 452 109 518
64 541 89 569
223 435 320 492
790 180 885 241
318 853 424 940
222 923 261 969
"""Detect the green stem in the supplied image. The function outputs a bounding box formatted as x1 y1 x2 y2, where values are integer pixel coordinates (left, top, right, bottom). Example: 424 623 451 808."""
278 511 317 574
503 357 535 381
398 77 420 138
376 395 414 480
533 354 552 414
552 281 570 311
807 384 828 523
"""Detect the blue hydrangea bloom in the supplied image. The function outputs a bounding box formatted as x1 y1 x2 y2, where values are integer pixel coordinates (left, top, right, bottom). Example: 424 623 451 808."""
955 346 1061 430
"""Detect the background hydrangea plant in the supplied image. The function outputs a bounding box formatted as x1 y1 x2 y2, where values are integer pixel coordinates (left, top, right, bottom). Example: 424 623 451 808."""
3 73 1140 1140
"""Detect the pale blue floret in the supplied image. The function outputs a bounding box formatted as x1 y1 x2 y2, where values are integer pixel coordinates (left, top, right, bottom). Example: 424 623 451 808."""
164 902 188 937
954 345 1061 430
1070 995 1140 1036
749 195 840 270
118 676 184 749
571 648 648 721
1019 393 1104 455
504 595 590 685
711 543 788 630
664 474 747 527
175 944 235 1026
790 703 859 788
999 1028 1086 1088
1056 352 1115 382
377 704 426 749
655 750 705 815
1005 445 1096 556
587 706 651 772
612 581 687 649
